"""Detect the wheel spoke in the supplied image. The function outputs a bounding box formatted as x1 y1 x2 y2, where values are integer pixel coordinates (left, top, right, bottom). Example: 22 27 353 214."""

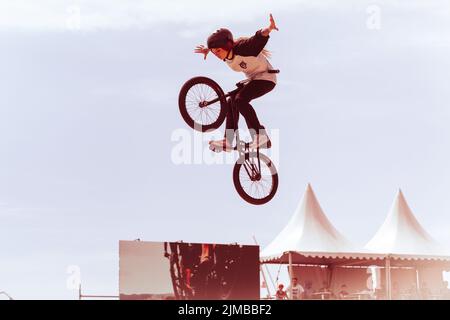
186 91 199 102
183 83 224 127
191 108 203 122
204 110 214 124
237 156 275 200
193 85 202 102
200 84 206 102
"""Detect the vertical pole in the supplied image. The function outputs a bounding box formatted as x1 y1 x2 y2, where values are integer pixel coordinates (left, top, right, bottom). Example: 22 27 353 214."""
288 252 293 300
78 284 82 300
385 257 392 300
253 235 276 295
265 264 277 293
259 264 271 299
416 268 420 298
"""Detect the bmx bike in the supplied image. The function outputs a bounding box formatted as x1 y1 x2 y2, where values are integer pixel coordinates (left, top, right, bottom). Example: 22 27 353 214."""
178 76 279 205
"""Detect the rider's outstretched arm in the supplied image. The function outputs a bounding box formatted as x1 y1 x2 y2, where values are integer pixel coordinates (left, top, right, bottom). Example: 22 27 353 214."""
194 45 209 60
234 13 279 57
233 30 269 57
261 13 279 37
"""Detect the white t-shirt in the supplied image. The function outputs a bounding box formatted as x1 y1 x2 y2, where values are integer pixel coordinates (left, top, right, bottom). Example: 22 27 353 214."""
225 52 277 84
287 284 305 300
224 29 277 84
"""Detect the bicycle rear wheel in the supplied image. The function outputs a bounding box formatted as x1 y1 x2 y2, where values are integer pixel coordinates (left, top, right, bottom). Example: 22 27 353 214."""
233 153 278 205
178 77 227 132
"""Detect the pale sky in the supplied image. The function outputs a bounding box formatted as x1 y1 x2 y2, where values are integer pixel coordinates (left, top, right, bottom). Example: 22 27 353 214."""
1 0 450 299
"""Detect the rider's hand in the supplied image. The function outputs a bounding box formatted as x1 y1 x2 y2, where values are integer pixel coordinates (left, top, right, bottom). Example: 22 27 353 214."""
194 45 209 60
261 14 279 37
269 13 279 32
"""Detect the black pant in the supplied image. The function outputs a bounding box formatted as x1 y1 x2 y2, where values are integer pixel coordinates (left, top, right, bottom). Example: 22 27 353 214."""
225 79 275 142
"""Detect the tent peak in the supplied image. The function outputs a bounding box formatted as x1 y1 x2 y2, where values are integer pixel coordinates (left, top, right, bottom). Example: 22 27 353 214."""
365 190 442 255
261 184 356 259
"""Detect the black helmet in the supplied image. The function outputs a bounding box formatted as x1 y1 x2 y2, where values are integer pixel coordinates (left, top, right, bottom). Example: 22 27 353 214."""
207 28 233 49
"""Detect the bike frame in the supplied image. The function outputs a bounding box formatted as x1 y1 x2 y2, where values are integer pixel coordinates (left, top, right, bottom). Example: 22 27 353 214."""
181 75 279 204
201 80 264 181
225 81 262 181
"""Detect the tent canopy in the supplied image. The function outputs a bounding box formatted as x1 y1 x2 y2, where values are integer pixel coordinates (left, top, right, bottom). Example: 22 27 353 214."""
365 189 450 260
261 184 381 264
261 186 450 267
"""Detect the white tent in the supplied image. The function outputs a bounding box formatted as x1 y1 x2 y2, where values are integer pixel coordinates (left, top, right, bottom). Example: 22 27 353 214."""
260 184 382 299
364 189 450 299
365 189 448 258
261 183 380 263
260 185 450 299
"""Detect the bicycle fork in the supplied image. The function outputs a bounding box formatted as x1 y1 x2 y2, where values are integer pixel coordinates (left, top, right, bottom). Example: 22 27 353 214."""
241 149 262 182
229 97 262 182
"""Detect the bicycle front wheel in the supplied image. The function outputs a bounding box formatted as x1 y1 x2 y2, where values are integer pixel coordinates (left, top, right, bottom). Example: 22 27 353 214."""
178 77 227 132
233 153 278 205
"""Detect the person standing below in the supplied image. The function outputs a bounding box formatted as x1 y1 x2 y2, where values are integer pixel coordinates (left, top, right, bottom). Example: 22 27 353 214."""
275 284 288 300
338 284 349 299
287 277 305 300
303 280 314 299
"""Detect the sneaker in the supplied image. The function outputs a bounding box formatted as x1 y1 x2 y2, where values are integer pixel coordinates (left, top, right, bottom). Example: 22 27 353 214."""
209 139 233 152
250 133 271 149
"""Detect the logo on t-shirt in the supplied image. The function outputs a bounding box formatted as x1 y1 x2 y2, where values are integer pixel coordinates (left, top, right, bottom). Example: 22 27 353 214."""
239 61 247 69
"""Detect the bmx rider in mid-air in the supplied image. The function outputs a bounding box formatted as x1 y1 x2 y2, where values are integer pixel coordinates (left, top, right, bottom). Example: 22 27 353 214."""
195 13 279 152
